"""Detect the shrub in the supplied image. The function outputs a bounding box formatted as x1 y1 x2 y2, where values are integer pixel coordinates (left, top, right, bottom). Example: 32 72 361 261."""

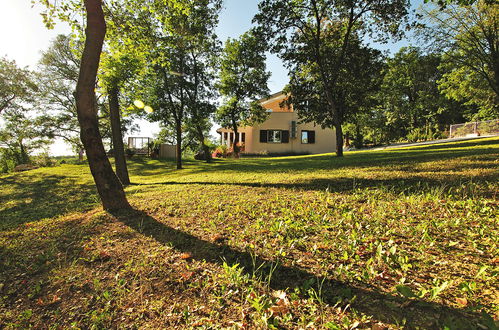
125 148 136 158
212 145 228 158
32 152 56 168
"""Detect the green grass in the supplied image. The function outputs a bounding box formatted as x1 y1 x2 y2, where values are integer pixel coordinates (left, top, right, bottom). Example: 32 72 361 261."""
0 137 498 328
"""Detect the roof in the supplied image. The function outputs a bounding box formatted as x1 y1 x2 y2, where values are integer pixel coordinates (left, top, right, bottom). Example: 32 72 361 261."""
257 91 286 103
259 91 292 113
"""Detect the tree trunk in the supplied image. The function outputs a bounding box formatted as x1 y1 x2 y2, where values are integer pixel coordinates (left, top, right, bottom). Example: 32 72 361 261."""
335 122 344 157
232 123 240 158
196 126 212 163
109 85 130 185
76 0 130 211
19 141 29 164
175 120 182 169
324 97 344 157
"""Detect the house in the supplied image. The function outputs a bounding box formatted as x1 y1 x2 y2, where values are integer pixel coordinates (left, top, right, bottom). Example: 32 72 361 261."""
216 92 336 155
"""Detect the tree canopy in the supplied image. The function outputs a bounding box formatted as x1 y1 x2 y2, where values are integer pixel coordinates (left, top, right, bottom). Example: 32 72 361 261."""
216 30 271 157
255 0 410 156
422 0 498 118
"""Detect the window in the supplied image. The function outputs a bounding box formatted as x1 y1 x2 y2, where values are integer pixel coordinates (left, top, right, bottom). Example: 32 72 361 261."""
259 130 290 143
268 130 282 143
301 130 315 144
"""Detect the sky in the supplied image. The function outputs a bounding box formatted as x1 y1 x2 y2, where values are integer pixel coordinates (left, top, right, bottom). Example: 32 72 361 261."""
0 0 420 155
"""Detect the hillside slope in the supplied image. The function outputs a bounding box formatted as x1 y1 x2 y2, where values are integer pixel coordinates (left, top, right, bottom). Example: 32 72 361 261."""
1 138 498 328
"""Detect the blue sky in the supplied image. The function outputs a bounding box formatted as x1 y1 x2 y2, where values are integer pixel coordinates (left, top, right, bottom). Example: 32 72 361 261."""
0 0 422 155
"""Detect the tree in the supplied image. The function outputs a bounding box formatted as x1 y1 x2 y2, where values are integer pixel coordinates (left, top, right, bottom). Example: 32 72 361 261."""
286 32 385 149
216 31 271 158
380 47 468 142
0 57 37 115
138 0 221 169
422 0 498 118
36 0 131 211
0 109 51 172
99 51 143 186
255 0 410 156
424 0 495 9
77 0 131 210
36 34 84 155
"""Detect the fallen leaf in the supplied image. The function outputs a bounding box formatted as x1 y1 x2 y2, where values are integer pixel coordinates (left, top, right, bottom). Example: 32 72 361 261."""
269 304 289 316
372 324 388 330
349 320 360 329
456 297 468 306
179 252 192 260
211 234 225 243
181 272 194 280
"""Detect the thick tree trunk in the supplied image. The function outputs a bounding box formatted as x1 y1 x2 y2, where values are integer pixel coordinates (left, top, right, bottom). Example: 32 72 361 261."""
334 122 344 157
76 0 130 211
109 85 130 185
324 95 344 157
175 121 182 169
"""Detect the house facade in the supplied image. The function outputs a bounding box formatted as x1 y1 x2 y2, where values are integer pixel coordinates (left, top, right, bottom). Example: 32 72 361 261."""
217 92 336 155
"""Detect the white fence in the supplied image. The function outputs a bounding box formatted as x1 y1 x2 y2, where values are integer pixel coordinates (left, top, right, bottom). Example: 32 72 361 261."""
449 119 499 138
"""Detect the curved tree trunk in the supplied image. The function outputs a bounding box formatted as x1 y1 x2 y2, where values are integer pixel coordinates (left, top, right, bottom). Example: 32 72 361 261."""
109 85 130 185
76 0 130 211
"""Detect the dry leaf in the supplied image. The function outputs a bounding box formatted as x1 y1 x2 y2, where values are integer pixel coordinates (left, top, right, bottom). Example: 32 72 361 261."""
211 234 225 243
181 272 194 280
179 252 193 260
456 297 468 306
269 304 289 316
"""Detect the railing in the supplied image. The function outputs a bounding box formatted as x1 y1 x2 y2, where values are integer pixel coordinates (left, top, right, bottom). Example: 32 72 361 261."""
127 137 152 155
449 119 499 138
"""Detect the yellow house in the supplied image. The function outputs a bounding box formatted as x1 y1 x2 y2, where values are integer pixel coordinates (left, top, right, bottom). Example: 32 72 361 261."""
217 92 337 155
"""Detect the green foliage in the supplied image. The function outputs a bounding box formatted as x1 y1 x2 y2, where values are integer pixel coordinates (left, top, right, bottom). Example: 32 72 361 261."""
378 47 469 143
35 34 82 153
0 57 38 115
0 110 50 173
132 0 222 165
422 1 498 118
216 30 271 155
0 58 48 172
255 0 410 155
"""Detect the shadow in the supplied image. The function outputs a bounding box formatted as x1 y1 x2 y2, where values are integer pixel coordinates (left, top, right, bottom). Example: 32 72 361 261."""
127 140 499 179
410 138 499 151
0 173 97 230
113 209 486 328
130 170 498 198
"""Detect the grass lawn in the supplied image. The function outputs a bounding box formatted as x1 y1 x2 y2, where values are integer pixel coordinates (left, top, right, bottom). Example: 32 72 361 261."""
0 137 498 328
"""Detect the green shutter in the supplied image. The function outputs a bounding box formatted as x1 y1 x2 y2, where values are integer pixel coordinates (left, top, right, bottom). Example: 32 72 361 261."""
260 130 268 143
308 131 316 144
282 130 290 143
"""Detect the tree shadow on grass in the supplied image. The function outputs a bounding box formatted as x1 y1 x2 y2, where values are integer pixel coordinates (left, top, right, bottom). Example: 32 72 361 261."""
0 174 97 230
131 171 499 198
114 209 488 328
128 144 498 179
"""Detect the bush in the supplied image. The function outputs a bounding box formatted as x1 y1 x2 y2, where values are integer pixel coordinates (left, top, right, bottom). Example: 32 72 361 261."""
194 149 211 161
212 145 228 158
0 151 15 173
32 152 56 168
125 148 136 158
